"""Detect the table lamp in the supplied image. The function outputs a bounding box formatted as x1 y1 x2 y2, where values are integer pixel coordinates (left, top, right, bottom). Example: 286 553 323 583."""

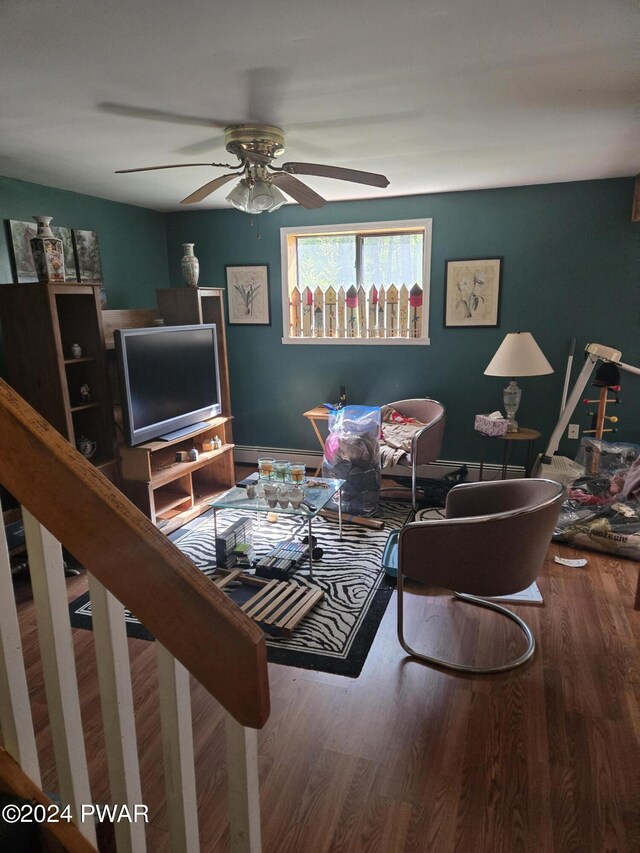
484 332 553 432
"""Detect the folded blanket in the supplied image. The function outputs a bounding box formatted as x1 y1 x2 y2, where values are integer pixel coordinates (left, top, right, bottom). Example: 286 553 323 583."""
379 405 425 468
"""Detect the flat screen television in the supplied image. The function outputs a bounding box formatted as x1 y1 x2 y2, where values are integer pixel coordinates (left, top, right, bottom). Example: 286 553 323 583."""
115 324 222 446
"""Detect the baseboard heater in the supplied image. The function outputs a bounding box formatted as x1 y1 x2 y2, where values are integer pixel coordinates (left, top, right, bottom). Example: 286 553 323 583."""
234 447 524 481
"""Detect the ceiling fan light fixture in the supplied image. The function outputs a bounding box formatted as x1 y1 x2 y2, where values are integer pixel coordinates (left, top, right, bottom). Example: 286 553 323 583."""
265 184 287 213
225 179 251 211
226 177 286 214
248 178 276 211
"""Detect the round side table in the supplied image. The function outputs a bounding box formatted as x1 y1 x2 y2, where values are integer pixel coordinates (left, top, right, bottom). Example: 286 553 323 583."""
477 427 541 481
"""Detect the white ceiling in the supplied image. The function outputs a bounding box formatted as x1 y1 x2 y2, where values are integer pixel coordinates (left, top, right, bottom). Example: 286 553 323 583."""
1 0 638 212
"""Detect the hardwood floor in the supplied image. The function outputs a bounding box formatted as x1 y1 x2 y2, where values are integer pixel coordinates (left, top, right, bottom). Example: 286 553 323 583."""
11 475 640 853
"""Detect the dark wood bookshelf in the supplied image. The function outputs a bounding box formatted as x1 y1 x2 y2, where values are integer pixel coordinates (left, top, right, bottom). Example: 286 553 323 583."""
0 282 117 475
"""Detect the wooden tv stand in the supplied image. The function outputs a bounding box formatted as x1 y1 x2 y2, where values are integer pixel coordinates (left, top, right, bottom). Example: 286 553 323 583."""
118 418 234 536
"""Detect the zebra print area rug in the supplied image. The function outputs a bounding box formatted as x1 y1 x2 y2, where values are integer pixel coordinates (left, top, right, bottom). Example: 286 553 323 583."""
68 502 414 678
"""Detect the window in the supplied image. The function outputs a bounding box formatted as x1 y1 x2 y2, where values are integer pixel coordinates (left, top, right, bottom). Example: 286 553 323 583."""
280 218 432 344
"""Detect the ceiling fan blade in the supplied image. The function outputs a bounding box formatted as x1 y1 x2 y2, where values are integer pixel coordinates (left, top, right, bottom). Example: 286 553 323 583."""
115 163 223 174
271 173 327 209
177 135 227 157
99 102 228 128
281 162 390 188
181 173 239 205
288 110 418 133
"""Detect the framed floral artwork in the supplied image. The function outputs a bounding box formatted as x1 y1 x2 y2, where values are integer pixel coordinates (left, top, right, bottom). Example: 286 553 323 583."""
226 264 271 325
444 257 502 327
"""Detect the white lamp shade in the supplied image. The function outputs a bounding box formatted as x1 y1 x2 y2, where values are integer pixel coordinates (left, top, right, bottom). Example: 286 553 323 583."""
484 332 553 377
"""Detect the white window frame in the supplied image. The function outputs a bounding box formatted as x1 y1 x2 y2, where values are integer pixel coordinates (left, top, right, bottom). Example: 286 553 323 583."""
280 218 432 345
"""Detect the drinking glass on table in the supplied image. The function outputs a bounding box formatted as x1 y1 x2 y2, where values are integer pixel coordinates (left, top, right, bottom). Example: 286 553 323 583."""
258 457 276 480
274 460 291 483
289 463 306 484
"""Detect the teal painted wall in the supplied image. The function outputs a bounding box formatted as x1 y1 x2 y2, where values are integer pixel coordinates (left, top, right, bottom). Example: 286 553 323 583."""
0 176 169 308
164 178 640 464
1 174 637 465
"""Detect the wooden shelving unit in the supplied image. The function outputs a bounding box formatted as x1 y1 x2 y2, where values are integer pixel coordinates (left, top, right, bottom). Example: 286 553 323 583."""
118 418 235 535
0 282 117 479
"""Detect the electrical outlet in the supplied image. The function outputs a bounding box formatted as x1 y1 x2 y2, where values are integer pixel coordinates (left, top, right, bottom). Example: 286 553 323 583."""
568 424 580 440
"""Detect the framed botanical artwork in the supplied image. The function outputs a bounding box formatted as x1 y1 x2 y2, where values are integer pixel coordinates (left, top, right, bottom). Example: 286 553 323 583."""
52 225 79 282
8 219 79 282
72 229 103 282
444 257 502 328
9 220 38 282
226 264 271 325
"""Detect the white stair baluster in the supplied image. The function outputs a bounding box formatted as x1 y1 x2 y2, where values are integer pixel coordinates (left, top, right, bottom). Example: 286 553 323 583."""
88 574 147 853
0 510 41 786
225 712 262 853
23 510 96 845
156 643 200 853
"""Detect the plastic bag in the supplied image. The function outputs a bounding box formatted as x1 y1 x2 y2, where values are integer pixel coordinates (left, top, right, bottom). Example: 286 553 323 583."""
574 438 639 481
553 438 640 559
322 405 381 516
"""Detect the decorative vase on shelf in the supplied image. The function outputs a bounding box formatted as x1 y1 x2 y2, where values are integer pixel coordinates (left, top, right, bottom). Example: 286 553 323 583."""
30 215 65 283
181 243 199 288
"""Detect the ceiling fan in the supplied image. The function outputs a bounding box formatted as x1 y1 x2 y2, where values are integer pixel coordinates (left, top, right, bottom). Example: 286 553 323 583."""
115 124 390 213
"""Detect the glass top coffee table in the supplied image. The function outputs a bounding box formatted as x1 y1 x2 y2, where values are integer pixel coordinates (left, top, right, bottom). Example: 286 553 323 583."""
209 477 345 579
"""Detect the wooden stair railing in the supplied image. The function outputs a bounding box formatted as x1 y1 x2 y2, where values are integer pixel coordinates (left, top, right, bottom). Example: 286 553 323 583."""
0 379 269 729
0 378 270 852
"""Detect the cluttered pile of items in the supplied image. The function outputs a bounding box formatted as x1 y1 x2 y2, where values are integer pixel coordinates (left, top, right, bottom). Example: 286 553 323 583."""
536 342 640 562
554 439 640 560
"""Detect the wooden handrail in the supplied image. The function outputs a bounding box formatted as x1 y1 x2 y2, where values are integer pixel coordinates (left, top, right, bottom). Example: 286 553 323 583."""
0 380 269 729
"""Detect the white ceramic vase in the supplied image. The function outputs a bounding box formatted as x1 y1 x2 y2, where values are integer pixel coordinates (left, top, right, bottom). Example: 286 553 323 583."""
181 243 200 288
30 215 65 282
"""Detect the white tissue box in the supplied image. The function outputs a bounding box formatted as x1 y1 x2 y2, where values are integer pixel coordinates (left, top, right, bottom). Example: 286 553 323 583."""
474 414 509 437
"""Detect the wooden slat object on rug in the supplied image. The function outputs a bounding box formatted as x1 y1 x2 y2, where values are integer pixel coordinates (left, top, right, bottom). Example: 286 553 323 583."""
215 570 324 637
